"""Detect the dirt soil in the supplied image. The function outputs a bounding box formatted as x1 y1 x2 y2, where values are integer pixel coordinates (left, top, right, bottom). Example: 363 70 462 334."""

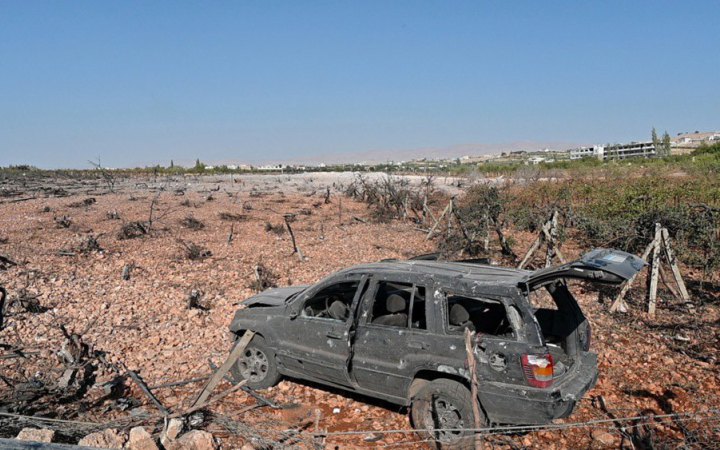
1 174 718 449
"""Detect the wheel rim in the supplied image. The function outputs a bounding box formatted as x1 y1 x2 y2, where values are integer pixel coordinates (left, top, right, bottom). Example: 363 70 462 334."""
424 395 465 441
237 348 269 382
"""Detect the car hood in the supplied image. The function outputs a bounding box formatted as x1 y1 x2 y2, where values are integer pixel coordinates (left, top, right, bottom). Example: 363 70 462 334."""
242 286 308 307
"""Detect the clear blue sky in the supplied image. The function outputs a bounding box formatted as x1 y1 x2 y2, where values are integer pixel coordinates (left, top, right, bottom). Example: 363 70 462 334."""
1 1 718 169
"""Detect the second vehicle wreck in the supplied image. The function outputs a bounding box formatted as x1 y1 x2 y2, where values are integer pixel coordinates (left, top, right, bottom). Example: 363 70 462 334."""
229 248 644 443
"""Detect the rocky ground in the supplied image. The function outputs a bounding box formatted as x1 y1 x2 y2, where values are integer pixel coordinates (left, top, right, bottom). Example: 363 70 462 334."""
0 173 718 449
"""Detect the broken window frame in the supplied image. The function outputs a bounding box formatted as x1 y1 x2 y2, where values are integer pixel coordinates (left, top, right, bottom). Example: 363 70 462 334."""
359 277 431 334
440 290 519 340
297 276 363 323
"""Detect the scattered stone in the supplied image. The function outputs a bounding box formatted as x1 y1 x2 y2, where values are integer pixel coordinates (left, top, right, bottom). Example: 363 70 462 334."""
161 418 185 447
165 430 217 450
17 428 55 443
591 429 617 447
78 429 126 449
126 427 158 450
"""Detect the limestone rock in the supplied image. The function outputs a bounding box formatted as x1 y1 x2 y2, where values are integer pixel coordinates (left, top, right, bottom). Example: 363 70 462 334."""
78 429 126 449
165 430 217 450
17 428 55 443
591 429 617 447
125 427 158 450
160 418 184 447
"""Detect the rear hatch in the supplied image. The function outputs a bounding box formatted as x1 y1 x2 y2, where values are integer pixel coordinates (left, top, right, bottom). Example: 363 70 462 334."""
521 249 644 380
525 248 645 288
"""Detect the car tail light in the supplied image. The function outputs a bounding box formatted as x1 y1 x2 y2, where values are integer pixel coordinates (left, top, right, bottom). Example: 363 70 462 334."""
522 354 554 388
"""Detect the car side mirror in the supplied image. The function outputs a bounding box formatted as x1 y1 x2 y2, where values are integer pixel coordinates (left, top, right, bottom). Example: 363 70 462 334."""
289 306 300 319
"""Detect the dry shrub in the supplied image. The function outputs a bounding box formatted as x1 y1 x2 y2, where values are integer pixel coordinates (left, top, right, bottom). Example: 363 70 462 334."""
54 216 72 228
342 174 440 223
181 215 205 230
74 235 102 254
264 222 285 235
219 212 247 221
248 263 279 292
118 221 148 239
177 239 212 260
67 197 96 208
187 289 209 310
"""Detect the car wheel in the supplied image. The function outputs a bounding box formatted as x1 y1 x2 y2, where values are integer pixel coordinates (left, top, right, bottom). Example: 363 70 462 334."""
410 378 485 448
229 335 281 390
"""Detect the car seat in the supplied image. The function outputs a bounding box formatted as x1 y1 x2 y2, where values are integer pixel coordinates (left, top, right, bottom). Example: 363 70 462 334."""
373 294 408 327
449 303 475 332
328 300 349 320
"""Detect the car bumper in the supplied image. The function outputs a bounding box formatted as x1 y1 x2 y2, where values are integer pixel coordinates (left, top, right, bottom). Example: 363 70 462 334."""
480 352 598 425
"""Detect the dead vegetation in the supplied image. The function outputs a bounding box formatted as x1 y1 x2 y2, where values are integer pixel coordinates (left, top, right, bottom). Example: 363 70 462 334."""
218 212 246 222
67 197 97 208
264 222 285 235
54 216 72 228
176 239 212 261
248 263 279 292
117 222 148 240
73 235 103 255
180 215 205 230
0 171 717 448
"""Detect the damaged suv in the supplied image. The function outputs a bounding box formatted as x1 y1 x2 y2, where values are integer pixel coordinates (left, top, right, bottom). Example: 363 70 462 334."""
229 249 643 442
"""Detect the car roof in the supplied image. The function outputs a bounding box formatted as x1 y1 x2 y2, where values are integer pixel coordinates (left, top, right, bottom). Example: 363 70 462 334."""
344 260 531 286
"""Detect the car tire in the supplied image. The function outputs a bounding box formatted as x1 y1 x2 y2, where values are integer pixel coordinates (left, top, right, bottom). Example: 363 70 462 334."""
229 334 281 390
410 378 485 448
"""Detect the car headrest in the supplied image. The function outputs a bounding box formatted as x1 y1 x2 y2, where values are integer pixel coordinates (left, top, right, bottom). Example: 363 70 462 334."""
328 300 348 320
386 294 406 313
449 304 471 325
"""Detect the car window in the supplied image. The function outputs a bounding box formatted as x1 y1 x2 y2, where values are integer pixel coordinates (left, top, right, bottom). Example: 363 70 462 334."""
369 281 426 329
301 280 359 322
528 287 559 311
445 294 513 337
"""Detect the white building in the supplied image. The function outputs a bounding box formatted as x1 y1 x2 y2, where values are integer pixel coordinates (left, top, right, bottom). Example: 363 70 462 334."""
570 145 605 160
570 142 656 160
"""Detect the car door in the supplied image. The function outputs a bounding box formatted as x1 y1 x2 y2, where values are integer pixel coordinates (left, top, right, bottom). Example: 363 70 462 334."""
278 273 367 387
351 273 433 399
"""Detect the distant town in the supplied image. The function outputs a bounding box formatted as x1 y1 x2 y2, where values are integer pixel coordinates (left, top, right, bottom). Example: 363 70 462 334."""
194 130 720 174
2 130 718 174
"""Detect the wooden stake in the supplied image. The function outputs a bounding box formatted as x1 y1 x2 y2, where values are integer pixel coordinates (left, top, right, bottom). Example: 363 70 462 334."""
446 198 454 238
284 214 305 261
191 331 255 408
483 212 490 252
610 238 656 313
518 234 542 269
426 200 451 240
464 329 484 449
661 228 690 303
518 211 564 269
647 223 662 317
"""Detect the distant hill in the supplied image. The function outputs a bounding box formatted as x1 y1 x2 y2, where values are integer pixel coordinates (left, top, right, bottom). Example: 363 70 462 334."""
280 140 583 166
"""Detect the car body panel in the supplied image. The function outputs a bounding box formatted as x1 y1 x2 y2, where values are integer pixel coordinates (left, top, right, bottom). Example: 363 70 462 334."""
228 249 620 425
525 248 645 287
